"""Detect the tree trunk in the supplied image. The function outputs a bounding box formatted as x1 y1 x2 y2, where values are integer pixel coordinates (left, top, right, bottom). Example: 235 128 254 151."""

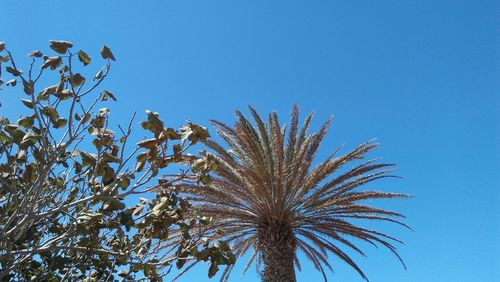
258 225 296 282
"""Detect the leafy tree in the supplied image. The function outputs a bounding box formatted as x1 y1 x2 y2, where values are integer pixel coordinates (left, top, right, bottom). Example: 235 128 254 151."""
0 41 233 281
162 106 411 282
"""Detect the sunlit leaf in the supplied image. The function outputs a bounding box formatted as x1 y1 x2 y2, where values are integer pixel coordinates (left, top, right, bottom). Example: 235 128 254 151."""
6 66 22 76
54 89 74 100
90 128 115 136
77 50 91 66
41 106 59 123
53 118 68 129
99 108 110 116
137 138 157 148
41 56 62 70
100 45 116 61
101 90 117 101
23 80 34 95
80 152 97 166
38 85 58 100
69 73 85 87
49 40 73 54
20 100 34 109
95 69 103 80
17 117 34 128
133 205 144 216
102 166 116 186
29 50 43 58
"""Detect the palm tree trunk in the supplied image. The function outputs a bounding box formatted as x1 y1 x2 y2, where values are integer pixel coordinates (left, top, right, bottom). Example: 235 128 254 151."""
258 226 296 282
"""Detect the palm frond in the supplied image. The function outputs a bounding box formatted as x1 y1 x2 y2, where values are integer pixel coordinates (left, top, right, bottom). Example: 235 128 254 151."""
162 105 410 281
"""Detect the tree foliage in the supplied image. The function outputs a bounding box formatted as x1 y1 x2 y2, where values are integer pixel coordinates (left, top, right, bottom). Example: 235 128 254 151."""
0 41 233 281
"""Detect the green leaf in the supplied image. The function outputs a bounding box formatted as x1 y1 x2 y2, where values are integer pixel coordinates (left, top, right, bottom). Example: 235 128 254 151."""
199 216 212 226
117 269 130 278
37 85 58 100
23 164 36 183
135 160 146 172
208 262 219 278
9 128 26 144
29 50 43 58
137 138 157 149
0 130 11 143
49 40 73 54
17 149 27 163
145 110 164 135
191 159 205 173
53 118 68 129
199 174 212 186
21 99 34 109
118 177 130 190
102 166 116 186
94 69 103 80
17 117 34 128
90 128 115 136
100 45 116 61
41 56 62 70
56 78 64 93
173 144 182 160
3 124 19 133
80 152 97 166
54 89 74 100
6 66 22 76
32 148 43 162
180 122 210 145
23 80 34 95
69 73 85 87
195 250 210 261
0 55 10 62
99 108 110 116
81 113 90 123
136 152 148 162
132 204 144 215
77 50 91 66
101 90 117 101
162 128 181 140
102 152 120 163
41 106 59 123
119 211 133 231
20 131 41 148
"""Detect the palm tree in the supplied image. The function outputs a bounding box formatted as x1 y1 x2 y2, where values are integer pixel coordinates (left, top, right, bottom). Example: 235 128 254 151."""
169 105 410 282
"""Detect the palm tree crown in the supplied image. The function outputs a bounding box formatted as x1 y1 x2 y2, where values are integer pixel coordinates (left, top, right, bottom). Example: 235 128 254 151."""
170 105 410 282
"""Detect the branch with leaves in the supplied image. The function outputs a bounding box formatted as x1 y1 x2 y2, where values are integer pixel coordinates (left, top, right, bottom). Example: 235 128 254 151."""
0 40 233 281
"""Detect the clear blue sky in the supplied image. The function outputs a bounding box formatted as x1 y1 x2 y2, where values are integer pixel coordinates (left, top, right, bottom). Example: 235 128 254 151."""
1 1 498 281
